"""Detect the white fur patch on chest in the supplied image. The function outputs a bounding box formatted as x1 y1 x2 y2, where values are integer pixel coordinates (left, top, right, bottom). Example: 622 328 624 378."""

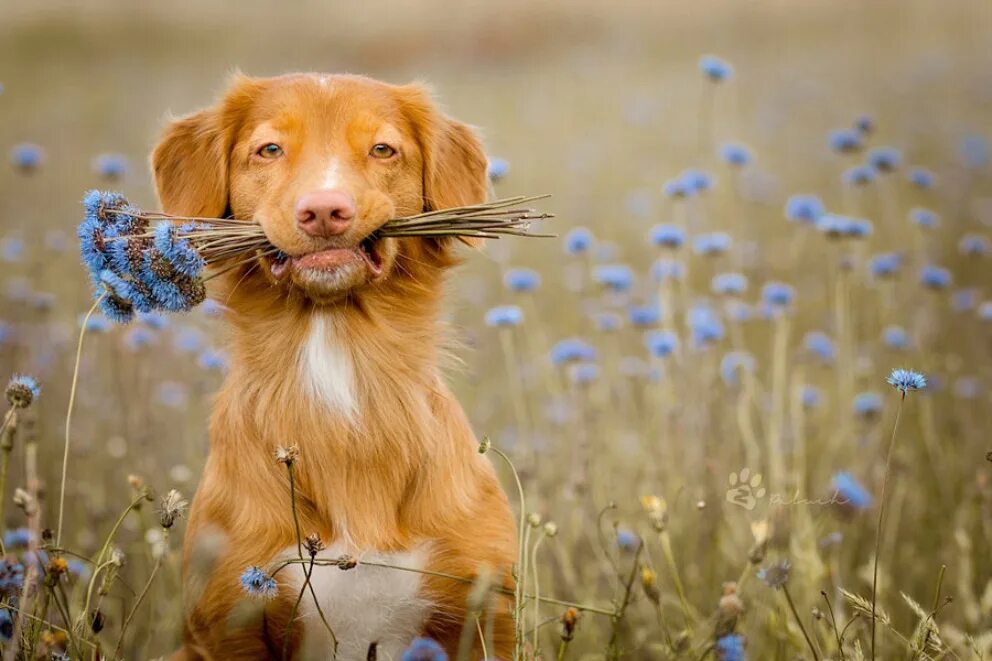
299 313 357 420
283 542 433 661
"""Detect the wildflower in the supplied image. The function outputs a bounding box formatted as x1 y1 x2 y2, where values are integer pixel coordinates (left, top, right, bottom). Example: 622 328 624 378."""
693 232 732 256
887 368 926 393
82 314 112 333
869 253 902 278
240 566 278 600
3 528 32 549
854 114 875 134
842 164 876 186
10 143 44 172
761 282 794 308
0 238 24 263
715 633 747 661
882 325 909 350
592 264 634 292
662 178 689 198
503 268 540 293
853 392 883 418
641 566 660 604
650 258 683 283
952 289 978 313
46 556 69 576
569 362 600 386
122 327 156 352
484 305 522 328
867 147 902 172
645 330 679 358
681 168 713 193
197 349 228 372
159 489 188 529
0 608 12 642
919 265 952 290
756 559 791 588
560 608 579 642
979 302 992 322
401 637 448 661
616 528 639 551
800 385 821 408
274 445 300 466
92 153 129 180
720 351 755 387
97 269 154 320
563 227 593 255
628 304 661 328
649 224 685 249
908 167 936 189
804 332 835 363
304 533 325 557
959 234 989 256
543 521 558 537
550 338 597 365
828 128 863 154
909 207 939 229
6 375 40 409
831 471 872 509
688 306 725 346
200 298 226 318
486 157 509 182
594 312 622 332
0 558 24 597
784 194 824 224
725 300 751 323
699 54 733 82
719 142 752 167
711 272 747 296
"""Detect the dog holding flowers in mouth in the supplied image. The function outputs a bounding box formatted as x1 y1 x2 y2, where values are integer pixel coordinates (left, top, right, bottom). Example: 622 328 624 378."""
153 72 516 660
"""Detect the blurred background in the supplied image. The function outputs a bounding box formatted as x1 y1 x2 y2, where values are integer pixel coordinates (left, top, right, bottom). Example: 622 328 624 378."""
1 1 991 658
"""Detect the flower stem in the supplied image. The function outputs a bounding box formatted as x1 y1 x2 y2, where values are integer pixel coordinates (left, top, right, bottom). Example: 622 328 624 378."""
782 584 820 661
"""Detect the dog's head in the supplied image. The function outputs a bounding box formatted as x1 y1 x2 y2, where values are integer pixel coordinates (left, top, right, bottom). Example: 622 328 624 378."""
152 73 487 304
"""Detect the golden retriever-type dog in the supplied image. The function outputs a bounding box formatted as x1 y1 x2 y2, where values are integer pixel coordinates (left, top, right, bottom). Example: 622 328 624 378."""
153 72 516 660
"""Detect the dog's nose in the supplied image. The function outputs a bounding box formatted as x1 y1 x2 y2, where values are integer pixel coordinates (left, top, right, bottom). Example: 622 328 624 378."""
295 189 356 237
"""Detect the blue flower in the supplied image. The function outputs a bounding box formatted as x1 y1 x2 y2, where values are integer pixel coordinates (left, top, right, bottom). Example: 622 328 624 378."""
869 253 902 278
3 528 32 550
959 234 989 256
200 299 226 318
10 143 43 172
882 325 909 350
197 349 228 372
6 376 40 409
486 157 509 181
919 265 952 290
960 134 989 169
649 224 685 249
651 258 683 283
570 362 600 385
693 232 732 256
842 165 876 186
93 153 129 180
81 313 112 333
401 637 448 661
804 332 835 363
784 194 824 224
139 252 206 312
720 351 755 386
854 115 875 134
616 529 639 551
563 227 594 255
153 223 206 279
831 471 872 509
594 312 622 333
762 282 794 308
725 300 752 323
908 167 936 189
83 190 141 232
719 142 752 167
628 304 661 327
688 306 725 347
0 559 24 598
662 178 689 198
952 288 978 312
715 633 746 661
887 368 926 393
0 608 12 642
828 128 863 153
800 385 821 409
0 238 24 263
503 268 541 293
681 168 713 193
645 330 678 358
484 305 523 328
550 338 597 365
853 392 883 418
712 272 747 296
909 207 939 229
592 264 634 292
699 54 733 82
96 269 153 321
240 566 278 600
845 219 873 238
867 147 902 172
123 327 156 352
174 326 206 353
979 302 992 322
138 311 169 329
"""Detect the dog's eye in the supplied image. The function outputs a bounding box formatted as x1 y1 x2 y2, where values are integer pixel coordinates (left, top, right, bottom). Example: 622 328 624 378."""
370 143 396 159
257 143 283 159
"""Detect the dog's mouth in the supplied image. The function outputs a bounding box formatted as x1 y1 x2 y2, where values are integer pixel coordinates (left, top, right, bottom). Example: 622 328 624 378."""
268 236 384 281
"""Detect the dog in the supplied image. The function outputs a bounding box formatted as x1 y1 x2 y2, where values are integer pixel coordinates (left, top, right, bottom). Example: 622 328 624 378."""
152 73 517 660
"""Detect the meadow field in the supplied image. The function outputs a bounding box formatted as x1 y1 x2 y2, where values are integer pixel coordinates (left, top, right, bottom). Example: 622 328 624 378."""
0 0 991 658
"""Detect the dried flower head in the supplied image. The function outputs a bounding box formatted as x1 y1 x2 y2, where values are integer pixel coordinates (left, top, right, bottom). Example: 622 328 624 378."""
757 559 792 589
304 533 325 558
5 375 40 409
560 607 579 642
158 489 189 529
46 557 69 576
274 445 300 466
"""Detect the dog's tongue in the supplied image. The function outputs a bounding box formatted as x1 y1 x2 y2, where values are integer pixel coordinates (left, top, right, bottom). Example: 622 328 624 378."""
293 248 361 271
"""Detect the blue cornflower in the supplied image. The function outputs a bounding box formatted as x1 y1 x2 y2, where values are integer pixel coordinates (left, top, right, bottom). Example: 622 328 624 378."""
197 349 228 372
784 194 824 224
699 54 733 82
153 223 206 279
484 305 523 328
649 224 685 249
869 253 902 278
842 165 876 186
831 471 872 509
123 327 156 352
83 190 141 232
487 157 509 181
908 167 936 189
719 142 752 167
960 134 989 169
882 325 909 350
81 314 113 333
67 559 90 579
628 305 661 328
662 178 689 198
401 637 448 661
725 300 752 323
563 227 594 255
592 264 634 292
570 362 600 385
139 251 207 312
0 608 11 642
503 268 541 293
0 559 24 598
959 234 989 256
240 566 278 600
952 289 977 312
867 147 902 172
919 265 952 290
138 311 169 329
10 143 43 172
616 529 639 551
6 376 40 409
909 207 939 229
853 392 883 418
173 326 205 353
3 529 31 550
651 258 684 283
845 219 873 238
715 633 746 661
828 128 863 154
93 153 129 180
818 213 855 238
693 232 732 256
854 115 875 134
978 302 992 322
762 282 794 308
594 312 622 333
688 306 725 346
550 338 597 365
78 213 112 277
801 385 822 408
720 351 755 387
711 272 748 296
95 270 151 322
887 368 926 393
645 330 678 358
804 332 835 363
681 168 713 193
0 238 24 263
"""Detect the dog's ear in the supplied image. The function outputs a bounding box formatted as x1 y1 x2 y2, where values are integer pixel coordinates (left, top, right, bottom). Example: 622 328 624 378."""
151 75 260 217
